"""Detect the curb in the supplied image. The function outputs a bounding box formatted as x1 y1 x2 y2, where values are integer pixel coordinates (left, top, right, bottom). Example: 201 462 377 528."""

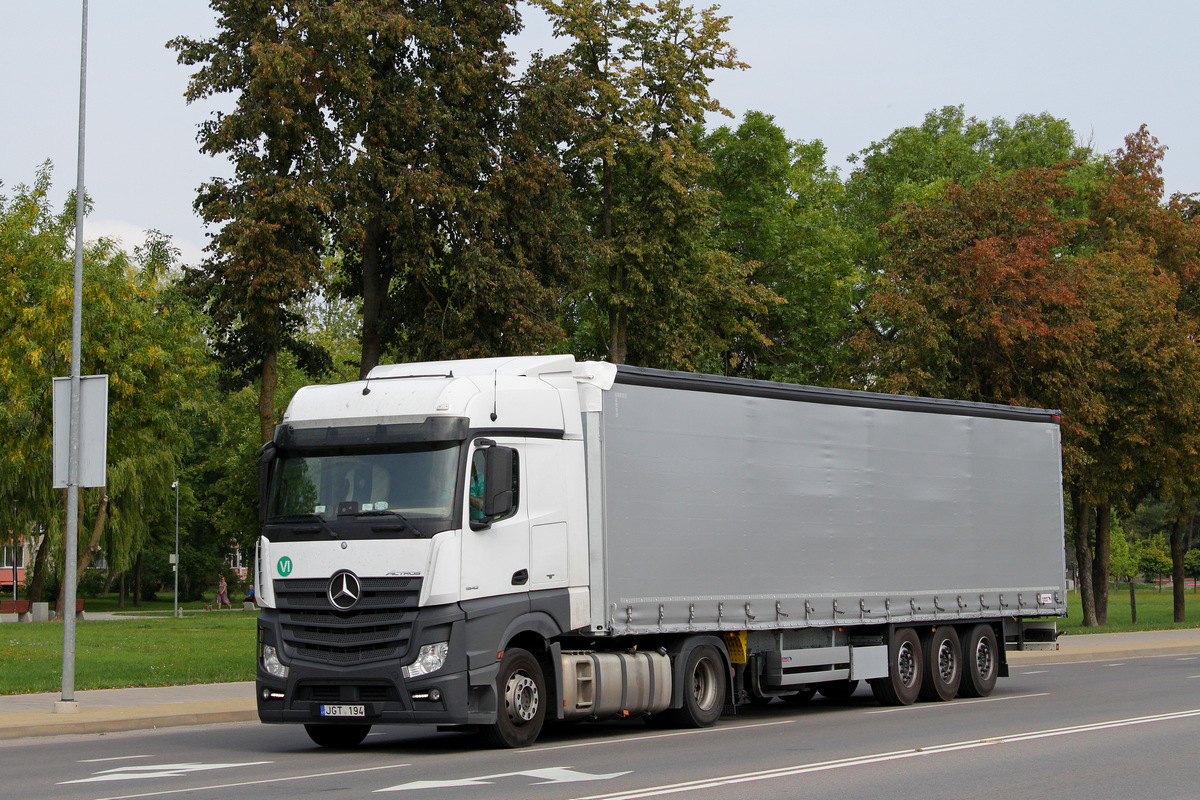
0 701 258 741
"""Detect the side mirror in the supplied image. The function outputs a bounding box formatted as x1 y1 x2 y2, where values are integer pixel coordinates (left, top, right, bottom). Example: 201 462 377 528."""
483 445 514 519
256 441 278 524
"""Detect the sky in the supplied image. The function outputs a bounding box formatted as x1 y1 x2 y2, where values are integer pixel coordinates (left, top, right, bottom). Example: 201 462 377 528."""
3 1 1198 269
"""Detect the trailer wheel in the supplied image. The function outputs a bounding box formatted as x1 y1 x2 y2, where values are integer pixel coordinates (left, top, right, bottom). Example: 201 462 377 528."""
481 648 546 748
670 644 726 727
816 679 859 700
959 624 999 698
780 686 817 705
304 723 371 749
870 627 923 706
919 627 962 701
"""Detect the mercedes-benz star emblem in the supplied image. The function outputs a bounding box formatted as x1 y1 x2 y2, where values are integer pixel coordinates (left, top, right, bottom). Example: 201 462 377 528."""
327 570 362 611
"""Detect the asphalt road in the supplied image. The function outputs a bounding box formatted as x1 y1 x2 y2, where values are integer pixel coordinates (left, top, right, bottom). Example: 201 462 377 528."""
4 653 1200 800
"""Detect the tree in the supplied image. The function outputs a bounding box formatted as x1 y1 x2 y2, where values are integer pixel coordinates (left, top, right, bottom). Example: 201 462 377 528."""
1184 549 1200 594
0 167 212 613
170 2 335 444
1109 521 1142 621
700 111 860 383
540 0 773 368
1139 536 1173 590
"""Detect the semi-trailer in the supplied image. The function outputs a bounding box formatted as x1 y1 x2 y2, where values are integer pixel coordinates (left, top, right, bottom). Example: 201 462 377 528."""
254 355 1066 748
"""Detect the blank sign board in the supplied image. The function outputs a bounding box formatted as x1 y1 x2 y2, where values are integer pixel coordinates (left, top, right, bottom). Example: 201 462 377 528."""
52 375 108 489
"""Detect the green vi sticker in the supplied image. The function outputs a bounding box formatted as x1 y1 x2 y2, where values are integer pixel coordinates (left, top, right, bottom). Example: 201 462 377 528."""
276 556 293 577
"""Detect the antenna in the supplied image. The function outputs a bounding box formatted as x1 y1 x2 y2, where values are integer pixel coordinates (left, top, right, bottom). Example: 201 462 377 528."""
490 370 498 421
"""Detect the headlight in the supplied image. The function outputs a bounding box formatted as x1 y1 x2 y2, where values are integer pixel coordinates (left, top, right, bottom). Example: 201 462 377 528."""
402 642 449 678
262 644 289 679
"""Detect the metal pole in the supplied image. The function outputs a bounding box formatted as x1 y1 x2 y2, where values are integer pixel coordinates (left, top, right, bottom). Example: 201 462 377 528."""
58 0 88 714
172 481 179 618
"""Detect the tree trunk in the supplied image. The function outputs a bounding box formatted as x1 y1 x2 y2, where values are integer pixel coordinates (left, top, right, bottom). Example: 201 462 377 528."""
359 213 384 378
1070 486 1097 626
1171 513 1187 623
258 348 279 446
26 532 50 603
118 572 125 609
1129 578 1137 624
133 551 142 607
1092 504 1111 625
56 492 108 620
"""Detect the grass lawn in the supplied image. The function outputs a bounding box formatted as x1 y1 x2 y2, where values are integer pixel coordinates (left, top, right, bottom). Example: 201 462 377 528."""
0 606 258 695
1059 582 1200 634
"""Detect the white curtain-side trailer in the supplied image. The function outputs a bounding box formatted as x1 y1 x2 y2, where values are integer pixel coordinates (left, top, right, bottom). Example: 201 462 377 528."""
254 355 1066 748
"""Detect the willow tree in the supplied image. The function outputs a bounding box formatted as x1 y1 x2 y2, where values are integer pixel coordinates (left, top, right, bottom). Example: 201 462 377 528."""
0 168 211 611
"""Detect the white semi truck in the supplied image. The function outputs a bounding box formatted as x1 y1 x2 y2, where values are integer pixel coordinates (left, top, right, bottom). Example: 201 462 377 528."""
254 355 1066 748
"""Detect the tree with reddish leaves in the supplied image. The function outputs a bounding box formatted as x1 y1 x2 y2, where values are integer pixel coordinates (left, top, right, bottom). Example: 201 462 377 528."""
1082 126 1200 624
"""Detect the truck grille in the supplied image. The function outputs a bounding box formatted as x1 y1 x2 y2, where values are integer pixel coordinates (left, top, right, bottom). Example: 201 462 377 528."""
274 577 422 666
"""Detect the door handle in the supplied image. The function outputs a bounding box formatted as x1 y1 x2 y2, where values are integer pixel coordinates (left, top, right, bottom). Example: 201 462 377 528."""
511 569 529 586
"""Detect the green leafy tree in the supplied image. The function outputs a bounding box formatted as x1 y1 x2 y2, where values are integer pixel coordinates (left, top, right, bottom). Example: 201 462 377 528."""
1139 536 1173 590
170 2 335 444
0 167 212 613
700 111 860 382
1184 549 1200 594
540 0 773 368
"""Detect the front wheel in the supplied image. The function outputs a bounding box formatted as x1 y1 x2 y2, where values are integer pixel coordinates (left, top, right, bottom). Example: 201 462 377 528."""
481 648 546 748
304 723 371 749
669 644 727 727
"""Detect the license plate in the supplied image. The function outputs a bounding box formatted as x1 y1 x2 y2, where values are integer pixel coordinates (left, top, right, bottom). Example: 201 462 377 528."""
320 704 366 718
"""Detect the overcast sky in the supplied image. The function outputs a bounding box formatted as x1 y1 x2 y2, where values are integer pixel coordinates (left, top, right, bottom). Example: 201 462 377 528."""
3 1 1198 268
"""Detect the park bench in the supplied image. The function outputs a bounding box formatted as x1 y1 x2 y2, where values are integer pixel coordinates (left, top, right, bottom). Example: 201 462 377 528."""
0 599 84 622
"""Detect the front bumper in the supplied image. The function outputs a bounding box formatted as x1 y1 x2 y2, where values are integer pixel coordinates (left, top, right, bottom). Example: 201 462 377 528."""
256 604 498 727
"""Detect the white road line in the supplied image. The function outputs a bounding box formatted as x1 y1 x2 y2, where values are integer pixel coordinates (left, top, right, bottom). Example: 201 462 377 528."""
1187 675 1200 679
1177 657 1198 661
567 708 1200 800
523 720 794 753
865 692 1049 714
1105 663 1126 667
91 763 411 800
1020 670 1048 675
79 756 154 764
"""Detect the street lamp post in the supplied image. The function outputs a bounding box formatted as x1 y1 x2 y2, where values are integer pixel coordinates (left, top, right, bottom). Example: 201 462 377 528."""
171 480 179 618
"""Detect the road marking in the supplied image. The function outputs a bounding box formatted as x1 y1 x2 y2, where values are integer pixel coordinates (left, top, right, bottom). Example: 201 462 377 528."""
566 708 1200 800
377 767 630 793
1105 663 1126 667
865 693 1049 714
1187 675 1200 679
88 763 411 800
1177 657 1198 661
61 762 273 785
525 720 794 753
1020 670 1048 675
79 756 154 764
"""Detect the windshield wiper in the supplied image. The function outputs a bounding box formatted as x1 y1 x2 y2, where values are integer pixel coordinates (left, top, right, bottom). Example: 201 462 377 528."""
270 513 339 538
350 509 422 537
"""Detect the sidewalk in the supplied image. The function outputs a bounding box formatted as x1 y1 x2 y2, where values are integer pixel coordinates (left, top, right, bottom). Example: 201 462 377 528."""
0 629 1197 741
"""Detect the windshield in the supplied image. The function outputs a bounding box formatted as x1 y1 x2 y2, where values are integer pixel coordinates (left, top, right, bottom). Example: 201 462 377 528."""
268 442 461 526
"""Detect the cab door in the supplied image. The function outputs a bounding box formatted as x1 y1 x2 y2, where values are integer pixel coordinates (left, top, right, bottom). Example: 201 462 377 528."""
460 438 530 601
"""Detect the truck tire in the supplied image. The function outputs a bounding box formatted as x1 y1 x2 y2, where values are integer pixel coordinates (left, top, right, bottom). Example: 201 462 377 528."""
816 679 859 700
919 627 962 702
870 627 923 706
481 648 546 748
959 624 999 698
304 723 371 748
669 644 726 727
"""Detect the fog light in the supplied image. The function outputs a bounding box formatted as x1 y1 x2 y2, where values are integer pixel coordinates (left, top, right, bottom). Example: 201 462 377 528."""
402 642 449 678
262 644 289 679
261 687 285 701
